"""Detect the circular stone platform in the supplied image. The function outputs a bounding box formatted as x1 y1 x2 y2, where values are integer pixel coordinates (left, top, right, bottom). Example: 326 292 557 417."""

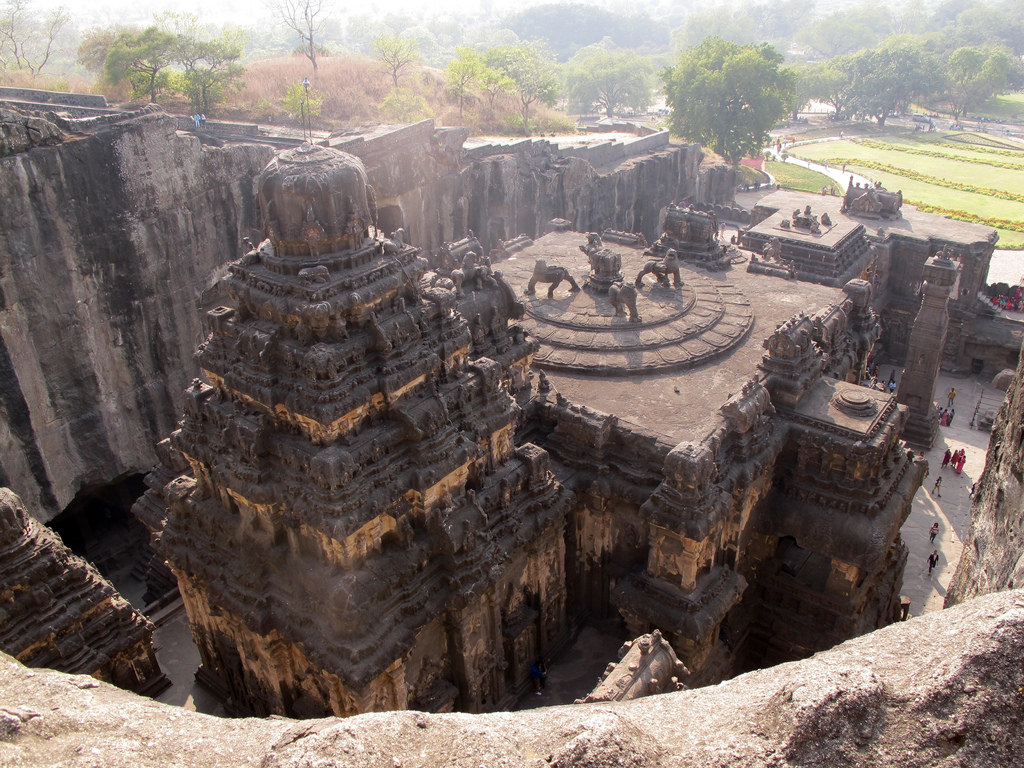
500 237 753 375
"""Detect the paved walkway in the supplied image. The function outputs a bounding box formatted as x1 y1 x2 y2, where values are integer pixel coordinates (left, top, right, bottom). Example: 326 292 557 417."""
887 367 1003 617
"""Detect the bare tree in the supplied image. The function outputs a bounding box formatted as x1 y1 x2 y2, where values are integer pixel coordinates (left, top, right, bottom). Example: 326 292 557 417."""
267 0 328 73
0 0 69 75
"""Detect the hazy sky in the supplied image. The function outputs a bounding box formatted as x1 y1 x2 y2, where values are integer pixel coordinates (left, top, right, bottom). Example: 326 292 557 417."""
47 0 561 27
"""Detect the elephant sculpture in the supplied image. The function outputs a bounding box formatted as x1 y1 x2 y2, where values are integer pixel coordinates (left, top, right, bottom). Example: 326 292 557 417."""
635 249 682 289
526 259 581 297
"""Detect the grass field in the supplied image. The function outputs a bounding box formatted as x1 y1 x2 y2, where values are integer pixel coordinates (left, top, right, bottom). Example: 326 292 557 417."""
765 160 842 194
789 132 1024 248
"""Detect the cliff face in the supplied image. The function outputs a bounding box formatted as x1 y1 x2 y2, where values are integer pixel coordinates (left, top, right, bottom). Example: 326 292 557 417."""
348 123 720 256
2 588 1023 767
946 346 1024 604
0 111 273 520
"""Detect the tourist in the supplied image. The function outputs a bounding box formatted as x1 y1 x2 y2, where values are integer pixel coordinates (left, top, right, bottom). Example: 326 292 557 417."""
932 476 942 497
954 451 965 474
948 387 956 407
530 659 547 695
888 379 896 395
947 408 954 427
969 482 977 498
928 550 939 574
200 114 207 127
929 522 939 543
193 114 201 129
941 448 951 470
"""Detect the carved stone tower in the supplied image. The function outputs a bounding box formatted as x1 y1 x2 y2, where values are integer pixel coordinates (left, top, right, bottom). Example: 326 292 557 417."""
153 145 571 717
897 252 959 447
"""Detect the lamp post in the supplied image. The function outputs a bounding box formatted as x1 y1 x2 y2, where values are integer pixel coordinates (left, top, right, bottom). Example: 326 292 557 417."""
302 77 311 143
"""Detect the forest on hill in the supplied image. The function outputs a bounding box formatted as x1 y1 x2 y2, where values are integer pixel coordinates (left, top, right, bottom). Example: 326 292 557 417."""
2 0 1023 150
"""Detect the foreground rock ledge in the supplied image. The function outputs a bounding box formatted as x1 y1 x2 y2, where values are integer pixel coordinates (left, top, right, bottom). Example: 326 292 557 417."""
3 591 1023 767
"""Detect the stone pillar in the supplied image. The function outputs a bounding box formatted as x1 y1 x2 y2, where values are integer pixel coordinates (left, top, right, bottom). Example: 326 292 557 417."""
896 253 959 447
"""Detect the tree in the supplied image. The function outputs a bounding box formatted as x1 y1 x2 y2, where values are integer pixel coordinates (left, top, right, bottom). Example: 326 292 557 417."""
479 64 514 110
0 0 69 75
283 80 323 123
942 46 1011 121
564 46 653 118
846 39 940 125
174 28 246 114
797 4 893 58
77 24 131 76
372 34 418 88
444 47 484 118
267 0 328 72
485 43 559 136
104 27 177 103
662 36 794 164
805 56 857 120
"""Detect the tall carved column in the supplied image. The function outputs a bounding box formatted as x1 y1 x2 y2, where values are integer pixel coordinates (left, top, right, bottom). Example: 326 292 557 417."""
897 252 959 447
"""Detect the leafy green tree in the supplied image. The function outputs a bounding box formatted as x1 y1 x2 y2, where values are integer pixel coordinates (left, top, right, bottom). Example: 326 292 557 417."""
444 47 484 118
942 46 1012 120
0 0 69 75
283 80 323 123
797 4 893 58
104 26 177 103
805 56 857 120
564 46 653 118
846 38 940 125
174 28 246 114
380 86 430 122
671 8 756 51
373 34 419 88
479 63 515 109
662 36 794 164
485 43 559 136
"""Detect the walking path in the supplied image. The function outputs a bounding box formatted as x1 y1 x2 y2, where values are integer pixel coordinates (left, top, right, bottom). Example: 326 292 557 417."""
885 367 1001 617
768 139 875 191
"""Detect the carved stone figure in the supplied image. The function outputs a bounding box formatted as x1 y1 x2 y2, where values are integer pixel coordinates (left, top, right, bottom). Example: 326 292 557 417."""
526 259 581 297
608 281 641 322
635 249 682 289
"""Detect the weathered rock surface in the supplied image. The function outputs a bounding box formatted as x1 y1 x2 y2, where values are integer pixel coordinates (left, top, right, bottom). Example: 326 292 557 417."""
0 109 273 519
0 109 63 156
1 588 1022 767
946 341 1024 604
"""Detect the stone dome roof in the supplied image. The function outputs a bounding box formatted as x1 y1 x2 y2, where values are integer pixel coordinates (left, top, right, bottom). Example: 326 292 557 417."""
257 144 376 257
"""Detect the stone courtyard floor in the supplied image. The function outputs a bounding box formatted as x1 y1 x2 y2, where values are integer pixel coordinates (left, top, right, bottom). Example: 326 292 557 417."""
889 367 1004 617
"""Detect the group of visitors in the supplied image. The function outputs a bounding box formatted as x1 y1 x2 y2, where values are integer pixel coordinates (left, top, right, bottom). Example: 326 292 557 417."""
988 285 1024 313
941 447 967 474
192 113 207 129
938 407 955 426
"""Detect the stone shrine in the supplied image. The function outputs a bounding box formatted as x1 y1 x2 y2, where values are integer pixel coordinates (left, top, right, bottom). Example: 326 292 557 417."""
150 144 572 717
0 488 165 694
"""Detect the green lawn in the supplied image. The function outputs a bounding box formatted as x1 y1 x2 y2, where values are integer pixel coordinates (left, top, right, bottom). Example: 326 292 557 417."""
792 140 1024 192
786 134 1024 248
974 92 1024 122
765 160 842 194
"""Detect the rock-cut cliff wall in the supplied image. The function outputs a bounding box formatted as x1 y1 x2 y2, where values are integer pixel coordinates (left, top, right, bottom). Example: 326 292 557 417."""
0 110 273 520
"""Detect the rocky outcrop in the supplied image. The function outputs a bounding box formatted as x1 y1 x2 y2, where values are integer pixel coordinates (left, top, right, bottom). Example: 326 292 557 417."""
946 341 1024 604
0 108 63 156
2 588 1023 767
0 109 273 520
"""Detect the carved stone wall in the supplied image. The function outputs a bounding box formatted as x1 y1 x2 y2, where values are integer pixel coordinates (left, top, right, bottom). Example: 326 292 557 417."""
0 487 164 693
